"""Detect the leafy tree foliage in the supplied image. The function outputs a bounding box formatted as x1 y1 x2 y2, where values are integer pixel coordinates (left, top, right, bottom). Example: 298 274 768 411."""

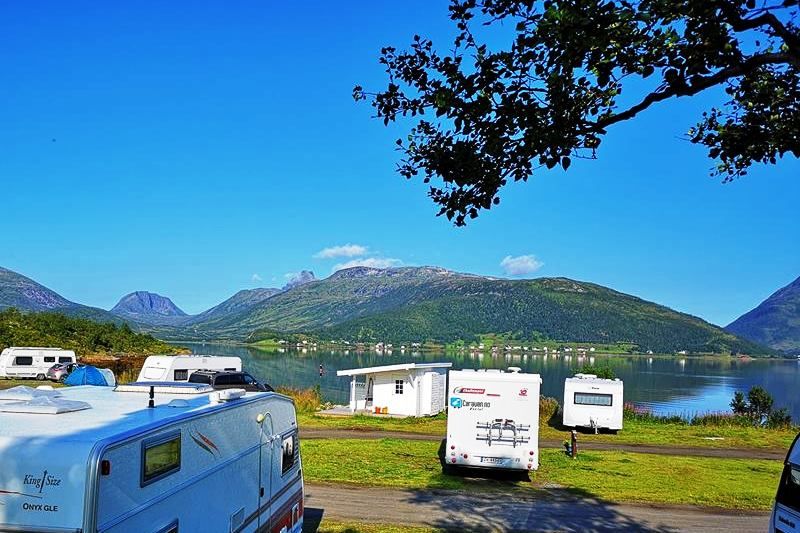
0 308 180 356
576 363 616 379
730 384 791 427
355 0 800 225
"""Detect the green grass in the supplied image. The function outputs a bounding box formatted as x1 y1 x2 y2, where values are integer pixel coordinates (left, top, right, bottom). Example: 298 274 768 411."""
298 411 797 450
314 520 441 533
301 438 783 510
0 378 64 389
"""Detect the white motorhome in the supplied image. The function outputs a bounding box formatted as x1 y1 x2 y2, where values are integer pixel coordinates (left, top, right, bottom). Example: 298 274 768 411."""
771 432 800 533
0 347 76 380
446 368 541 471
562 374 624 431
137 355 242 382
0 382 303 533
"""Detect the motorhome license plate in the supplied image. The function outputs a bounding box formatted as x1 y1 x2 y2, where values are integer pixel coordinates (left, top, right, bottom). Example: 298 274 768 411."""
480 457 503 464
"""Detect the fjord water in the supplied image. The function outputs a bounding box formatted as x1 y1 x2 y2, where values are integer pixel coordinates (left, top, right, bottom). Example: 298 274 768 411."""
182 343 800 422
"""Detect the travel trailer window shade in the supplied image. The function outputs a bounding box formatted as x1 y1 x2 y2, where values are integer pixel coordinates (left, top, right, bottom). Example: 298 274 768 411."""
574 392 613 406
141 431 181 486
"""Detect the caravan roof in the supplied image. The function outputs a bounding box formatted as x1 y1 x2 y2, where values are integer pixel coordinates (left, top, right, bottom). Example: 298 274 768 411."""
337 362 452 376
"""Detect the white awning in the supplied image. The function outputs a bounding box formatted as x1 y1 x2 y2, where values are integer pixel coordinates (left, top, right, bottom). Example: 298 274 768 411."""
337 362 452 377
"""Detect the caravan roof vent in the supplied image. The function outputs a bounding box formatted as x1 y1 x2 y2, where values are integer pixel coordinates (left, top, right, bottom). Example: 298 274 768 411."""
211 389 246 403
0 385 62 402
507 367 522 373
115 382 214 394
0 396 91 414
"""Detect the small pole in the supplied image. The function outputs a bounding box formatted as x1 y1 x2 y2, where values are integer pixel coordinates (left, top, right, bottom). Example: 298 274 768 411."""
570 430 578 458
148 386 155 409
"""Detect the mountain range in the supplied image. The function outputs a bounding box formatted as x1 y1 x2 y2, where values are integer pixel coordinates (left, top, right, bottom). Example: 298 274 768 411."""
0 264 789 355
726 275 800 354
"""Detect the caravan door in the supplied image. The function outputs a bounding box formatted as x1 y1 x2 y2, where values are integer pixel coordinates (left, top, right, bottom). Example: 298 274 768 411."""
771 433 800 533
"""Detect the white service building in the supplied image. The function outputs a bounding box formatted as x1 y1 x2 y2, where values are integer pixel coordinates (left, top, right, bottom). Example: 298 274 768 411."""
337 362 452 417
562 373 624 431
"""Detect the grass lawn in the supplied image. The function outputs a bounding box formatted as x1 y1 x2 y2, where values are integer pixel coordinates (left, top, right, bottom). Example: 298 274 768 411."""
298 412 797 451
301 438 783 510
0 378 64 389
312 520 441 533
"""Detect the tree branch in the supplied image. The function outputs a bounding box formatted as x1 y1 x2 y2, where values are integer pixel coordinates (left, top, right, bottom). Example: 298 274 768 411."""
596 52 797 130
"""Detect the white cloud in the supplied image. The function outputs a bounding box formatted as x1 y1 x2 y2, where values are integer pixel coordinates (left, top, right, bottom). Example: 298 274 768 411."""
251 273 263 282
333 257 402 272
314 243 369 259
500 255 543 276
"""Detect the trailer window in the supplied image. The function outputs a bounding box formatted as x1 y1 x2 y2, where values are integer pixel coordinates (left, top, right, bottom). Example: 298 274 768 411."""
281 433 298 475
14 356 33 366
574 392 613 406
142 432 181 486
44 356 56 363
173 369 188 381
59 356 73 363
776 463 800 513
395 379 404 395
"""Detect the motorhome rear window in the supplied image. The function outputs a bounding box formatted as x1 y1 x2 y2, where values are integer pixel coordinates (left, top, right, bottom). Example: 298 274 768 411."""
58 356 73 363
14 356 33 366
281 432 298 475
142 431 181 486
776 463 800 513
574 392 613 406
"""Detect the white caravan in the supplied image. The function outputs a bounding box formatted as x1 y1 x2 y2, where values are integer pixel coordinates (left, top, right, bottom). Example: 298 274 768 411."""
446 368 541 471
137 355 242 382
0 347 76 380
562 374 624 431
0 382 303 533
770 432 800 533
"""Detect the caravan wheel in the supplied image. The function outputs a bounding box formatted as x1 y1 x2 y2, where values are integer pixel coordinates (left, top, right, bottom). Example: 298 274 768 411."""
36 373 46 381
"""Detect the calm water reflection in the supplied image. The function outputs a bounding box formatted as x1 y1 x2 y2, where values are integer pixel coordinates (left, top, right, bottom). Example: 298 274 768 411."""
180 343 800 422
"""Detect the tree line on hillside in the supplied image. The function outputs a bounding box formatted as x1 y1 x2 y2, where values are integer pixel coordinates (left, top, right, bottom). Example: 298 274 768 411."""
0 308 181 357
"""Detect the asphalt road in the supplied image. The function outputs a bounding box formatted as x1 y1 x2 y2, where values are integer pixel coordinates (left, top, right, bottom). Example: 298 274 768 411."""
300 428 786 460
302 482 772 533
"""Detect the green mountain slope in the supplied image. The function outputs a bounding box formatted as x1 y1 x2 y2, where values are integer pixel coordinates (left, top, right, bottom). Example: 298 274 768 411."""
187 266 771 355
0 266 123 324
727 276 800 353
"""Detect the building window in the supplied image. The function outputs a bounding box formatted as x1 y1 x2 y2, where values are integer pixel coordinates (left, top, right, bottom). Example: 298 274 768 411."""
574 392 613 406
395 379 404 395
141 431 181 486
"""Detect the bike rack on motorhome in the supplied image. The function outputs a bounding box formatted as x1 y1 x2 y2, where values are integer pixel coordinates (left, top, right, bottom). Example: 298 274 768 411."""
0 382 303 533
446 368 541 471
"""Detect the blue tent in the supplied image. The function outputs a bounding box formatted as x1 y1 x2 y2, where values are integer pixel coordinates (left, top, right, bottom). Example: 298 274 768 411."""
64 365 111 386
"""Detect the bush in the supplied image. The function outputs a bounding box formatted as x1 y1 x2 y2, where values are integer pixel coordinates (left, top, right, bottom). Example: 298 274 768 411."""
540 396 560 423
623 403 685 424
730 385 791 428
277 385 323 413
576 364 616 380
767 408 793 429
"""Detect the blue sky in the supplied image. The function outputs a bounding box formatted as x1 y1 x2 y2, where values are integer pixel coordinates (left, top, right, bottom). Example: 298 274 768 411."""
0 1 797 325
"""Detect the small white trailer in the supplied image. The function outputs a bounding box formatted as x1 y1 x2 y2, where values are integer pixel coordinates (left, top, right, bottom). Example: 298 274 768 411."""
0 347 76 380
562 373 624 431
136 355 242 382
0 382 303 533
446 368 541 471
770 432 800 533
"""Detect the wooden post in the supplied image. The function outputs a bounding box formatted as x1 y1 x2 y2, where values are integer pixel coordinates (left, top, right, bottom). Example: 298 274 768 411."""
571 430 578 458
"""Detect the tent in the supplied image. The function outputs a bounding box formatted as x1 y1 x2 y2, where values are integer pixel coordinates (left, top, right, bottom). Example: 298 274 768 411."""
64 365 113 387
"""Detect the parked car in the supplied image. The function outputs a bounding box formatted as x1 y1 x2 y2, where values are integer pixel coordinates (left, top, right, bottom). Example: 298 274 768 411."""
188 370 273 392
46 362 84 382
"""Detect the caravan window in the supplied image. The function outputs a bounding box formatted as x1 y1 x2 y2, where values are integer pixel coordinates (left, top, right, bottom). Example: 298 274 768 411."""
14 357 33 366
173 369 188 381
141 432 181 486
574 392 613 406
58 356 73 363
44 356 56 363
776 463 800 513
281 433 298 475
